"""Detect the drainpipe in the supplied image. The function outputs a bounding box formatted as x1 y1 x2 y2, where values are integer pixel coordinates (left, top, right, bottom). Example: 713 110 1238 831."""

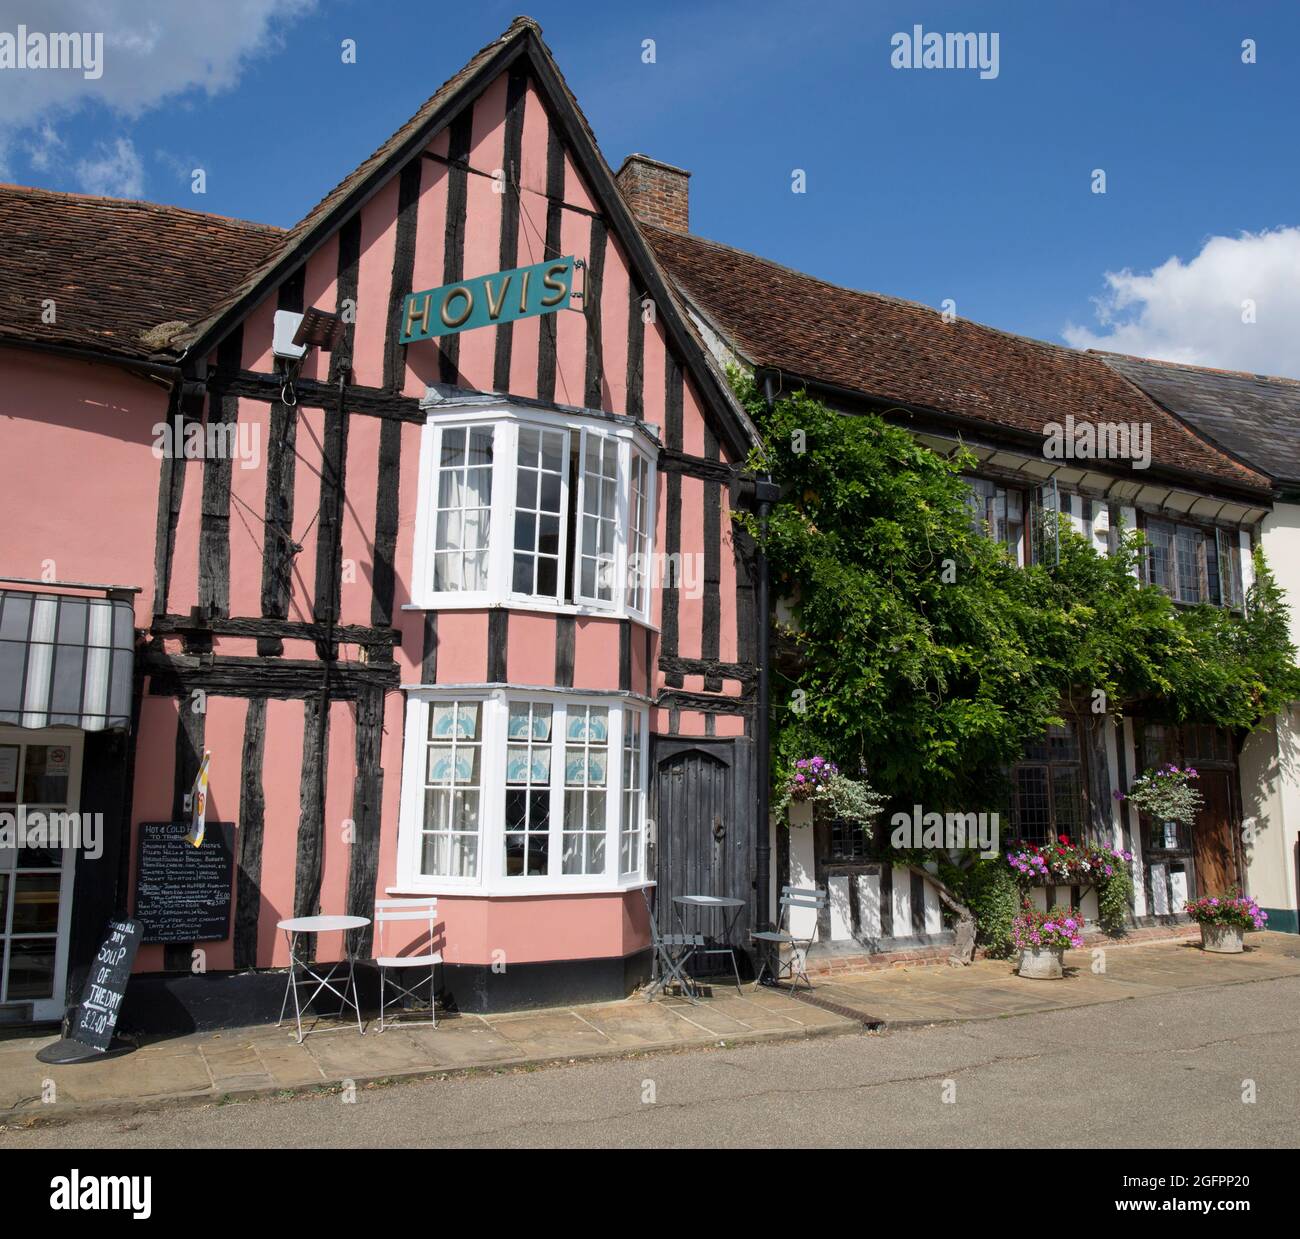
753 370 782 937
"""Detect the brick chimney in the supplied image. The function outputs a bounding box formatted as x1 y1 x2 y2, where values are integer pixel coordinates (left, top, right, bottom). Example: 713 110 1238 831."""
615 154 690 232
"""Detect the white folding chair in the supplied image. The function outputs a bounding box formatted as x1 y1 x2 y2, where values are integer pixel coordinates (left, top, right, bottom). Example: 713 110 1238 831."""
751 885 827 994
373 898 442 1031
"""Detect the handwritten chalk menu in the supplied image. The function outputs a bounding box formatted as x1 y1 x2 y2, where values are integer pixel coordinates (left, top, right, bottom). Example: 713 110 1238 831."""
72 918 143 1052
135 821 236 944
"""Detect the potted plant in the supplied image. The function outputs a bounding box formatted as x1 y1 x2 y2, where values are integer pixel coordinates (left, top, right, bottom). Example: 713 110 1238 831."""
1184 891 1268 954
1116 764 1203 843
1012 903 1085 978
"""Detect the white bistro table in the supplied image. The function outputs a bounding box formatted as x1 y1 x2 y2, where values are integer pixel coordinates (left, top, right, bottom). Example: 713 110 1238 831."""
277 914 370 1043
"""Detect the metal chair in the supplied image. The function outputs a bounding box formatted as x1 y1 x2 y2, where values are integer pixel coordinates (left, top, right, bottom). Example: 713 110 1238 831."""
751 885 827 994
641 887 704 1004
373 898 441 1031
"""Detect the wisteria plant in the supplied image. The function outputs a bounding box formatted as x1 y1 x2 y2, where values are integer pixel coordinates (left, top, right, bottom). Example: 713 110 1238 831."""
1117 764 1203 827
1012 903 1086 952
1184 891 1268 931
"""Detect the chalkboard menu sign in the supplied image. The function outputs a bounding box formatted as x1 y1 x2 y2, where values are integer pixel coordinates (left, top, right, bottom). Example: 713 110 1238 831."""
135 821 236 944
72 918 143 1052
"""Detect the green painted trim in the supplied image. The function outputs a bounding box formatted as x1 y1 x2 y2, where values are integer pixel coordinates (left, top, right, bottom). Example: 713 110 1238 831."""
1262 907 1299 934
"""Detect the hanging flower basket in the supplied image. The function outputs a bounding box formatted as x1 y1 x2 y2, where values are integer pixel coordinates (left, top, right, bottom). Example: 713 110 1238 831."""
776 757 885 829
1115 765 1203 827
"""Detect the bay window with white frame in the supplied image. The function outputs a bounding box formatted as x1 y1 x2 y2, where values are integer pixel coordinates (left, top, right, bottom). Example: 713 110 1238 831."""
398 691 650 893
413 403 657 620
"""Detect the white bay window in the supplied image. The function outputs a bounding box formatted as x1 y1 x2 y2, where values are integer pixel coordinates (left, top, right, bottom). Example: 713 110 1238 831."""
413 403 657 621
398 691 650 893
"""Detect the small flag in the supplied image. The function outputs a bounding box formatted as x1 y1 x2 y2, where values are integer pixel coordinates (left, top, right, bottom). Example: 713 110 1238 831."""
186 750 210 848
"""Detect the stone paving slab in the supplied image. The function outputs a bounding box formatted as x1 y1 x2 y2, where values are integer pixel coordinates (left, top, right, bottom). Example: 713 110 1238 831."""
800 932 1300 1027
3 933 1297 1127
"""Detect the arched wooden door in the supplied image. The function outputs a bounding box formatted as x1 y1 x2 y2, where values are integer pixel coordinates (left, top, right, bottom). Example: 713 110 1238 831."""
652 740 753 964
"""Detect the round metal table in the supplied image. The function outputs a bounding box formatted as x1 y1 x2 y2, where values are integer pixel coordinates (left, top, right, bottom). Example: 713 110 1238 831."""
277 914 370 1042
672 895 746 994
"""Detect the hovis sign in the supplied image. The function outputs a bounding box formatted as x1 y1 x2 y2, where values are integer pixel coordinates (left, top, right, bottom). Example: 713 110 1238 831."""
400 255 576 343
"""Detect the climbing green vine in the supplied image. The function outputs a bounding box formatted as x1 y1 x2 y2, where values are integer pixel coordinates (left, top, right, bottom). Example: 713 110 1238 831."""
731 372 1300 817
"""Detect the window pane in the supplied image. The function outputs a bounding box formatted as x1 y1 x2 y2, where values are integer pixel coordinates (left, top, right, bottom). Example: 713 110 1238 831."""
562 704 610 875
1175 525 1203 604
13 872 61 934
504 702 552 877
420 701 483 878
1146 519 1175 593
626 454 651 612
7 939 56 1000
1014 767 1051 846
512 428 566 600
432 427 493 594
578 434 619 603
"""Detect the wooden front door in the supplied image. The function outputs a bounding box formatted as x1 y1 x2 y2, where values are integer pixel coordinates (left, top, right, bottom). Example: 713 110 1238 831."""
652 739 753 964
1191 769 1238 897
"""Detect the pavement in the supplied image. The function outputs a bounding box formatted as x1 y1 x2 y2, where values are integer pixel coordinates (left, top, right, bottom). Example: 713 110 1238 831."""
2 930 1298 1130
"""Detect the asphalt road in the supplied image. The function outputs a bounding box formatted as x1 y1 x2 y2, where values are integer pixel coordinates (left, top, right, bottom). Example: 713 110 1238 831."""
4 975 1298 1149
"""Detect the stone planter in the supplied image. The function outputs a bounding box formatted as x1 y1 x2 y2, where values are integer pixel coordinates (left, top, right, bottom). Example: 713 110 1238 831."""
1018 945 1065 979
1199 922 1244 954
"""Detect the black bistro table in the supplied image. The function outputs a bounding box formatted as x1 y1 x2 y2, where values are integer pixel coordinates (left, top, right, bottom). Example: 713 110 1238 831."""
672 895 746 994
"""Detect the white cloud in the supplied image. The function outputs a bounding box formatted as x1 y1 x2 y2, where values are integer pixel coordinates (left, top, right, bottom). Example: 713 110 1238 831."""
0 0 316 127
1064 228 1300 380
74 136 143 196
24 122 63 169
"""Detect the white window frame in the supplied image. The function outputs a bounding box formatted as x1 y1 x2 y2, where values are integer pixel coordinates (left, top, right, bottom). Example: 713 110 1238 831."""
411 401 657 622
396 688 651 896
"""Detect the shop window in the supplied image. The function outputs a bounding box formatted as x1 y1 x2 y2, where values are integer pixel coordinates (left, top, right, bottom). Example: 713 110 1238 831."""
1011 721 1083 846
400 693 649 893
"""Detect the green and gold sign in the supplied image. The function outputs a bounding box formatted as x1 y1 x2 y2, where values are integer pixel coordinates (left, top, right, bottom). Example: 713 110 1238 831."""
400 255 576 343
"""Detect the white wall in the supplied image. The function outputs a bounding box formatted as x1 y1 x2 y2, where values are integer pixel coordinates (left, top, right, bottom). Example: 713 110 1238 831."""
1241 502 1300 930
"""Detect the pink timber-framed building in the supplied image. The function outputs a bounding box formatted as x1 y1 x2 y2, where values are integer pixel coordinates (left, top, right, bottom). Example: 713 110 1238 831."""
0 18 766 1029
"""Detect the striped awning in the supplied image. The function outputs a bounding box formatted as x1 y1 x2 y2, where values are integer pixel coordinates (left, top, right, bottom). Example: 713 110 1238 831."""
0 591 135 731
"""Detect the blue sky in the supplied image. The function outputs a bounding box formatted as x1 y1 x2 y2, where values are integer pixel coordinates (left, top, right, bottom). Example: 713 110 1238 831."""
3 0 1299 373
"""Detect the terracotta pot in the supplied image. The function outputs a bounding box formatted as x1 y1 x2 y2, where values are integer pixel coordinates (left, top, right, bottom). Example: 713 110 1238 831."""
1200 923 1244 954
1018 945 1065 979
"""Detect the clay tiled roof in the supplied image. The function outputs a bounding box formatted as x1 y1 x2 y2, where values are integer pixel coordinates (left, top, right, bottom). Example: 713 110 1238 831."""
1098 352 1300 489
645 225 1268 493
0 183 282 361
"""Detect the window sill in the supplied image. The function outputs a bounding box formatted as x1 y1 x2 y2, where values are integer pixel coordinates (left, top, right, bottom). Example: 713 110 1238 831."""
385 878 655 900
402 599 658 630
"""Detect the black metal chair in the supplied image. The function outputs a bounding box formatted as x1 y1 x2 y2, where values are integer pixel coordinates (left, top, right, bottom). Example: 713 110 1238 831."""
641 887 704 1004
751 885 827 994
